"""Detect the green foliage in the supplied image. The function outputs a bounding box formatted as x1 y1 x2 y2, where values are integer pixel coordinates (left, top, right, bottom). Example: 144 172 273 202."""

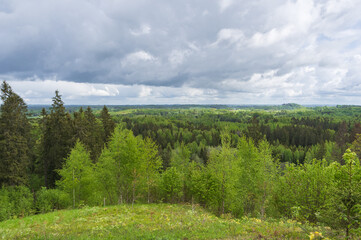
274 160 334 223
140 137 162 203
41 90 74 188
235 138 278 218
160 167 183 203
57 141 95 207
73 107 104 161
35 187 71 213
207 132 239 215
0 81 32 186
96 126 161 205
100 105 115 144
0 186 33 221
322 149 361 238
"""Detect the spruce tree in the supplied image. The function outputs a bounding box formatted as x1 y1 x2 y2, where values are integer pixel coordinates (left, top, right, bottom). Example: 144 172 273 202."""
100 105 115 144
72 106 103 161
0 81 31 186
41 90 74 188
83 107 103 161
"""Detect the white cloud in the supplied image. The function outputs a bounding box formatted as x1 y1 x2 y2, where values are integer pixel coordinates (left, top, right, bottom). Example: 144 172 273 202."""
212 28 245 48
122 51 155 65
130 24 151 36
250 26 294 47
219 0 234 12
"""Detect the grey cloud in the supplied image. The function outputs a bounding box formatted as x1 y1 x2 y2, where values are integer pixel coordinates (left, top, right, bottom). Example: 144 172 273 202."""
1 0 361 104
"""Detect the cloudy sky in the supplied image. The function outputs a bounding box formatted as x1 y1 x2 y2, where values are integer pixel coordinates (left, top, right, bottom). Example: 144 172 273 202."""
1 0 361 105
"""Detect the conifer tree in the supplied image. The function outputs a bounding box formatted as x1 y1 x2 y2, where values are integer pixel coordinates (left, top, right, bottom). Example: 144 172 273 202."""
84 107 103 161
41 90 74 188
73 107 103 161
0 81 31 186
100 105 115 144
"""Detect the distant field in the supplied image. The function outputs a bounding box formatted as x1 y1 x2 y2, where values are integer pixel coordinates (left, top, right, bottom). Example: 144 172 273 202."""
0 204 335 240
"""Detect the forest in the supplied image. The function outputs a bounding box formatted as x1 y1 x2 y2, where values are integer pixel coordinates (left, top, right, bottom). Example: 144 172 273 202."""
2 80 361 238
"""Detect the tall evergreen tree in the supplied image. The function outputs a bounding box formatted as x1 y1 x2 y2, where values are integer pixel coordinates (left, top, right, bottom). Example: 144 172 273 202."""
0 81 31 186
41 90 74 188
100 105 115 144
72 107 103 161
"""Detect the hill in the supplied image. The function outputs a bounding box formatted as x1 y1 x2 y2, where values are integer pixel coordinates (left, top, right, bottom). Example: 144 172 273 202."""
0 204 332 239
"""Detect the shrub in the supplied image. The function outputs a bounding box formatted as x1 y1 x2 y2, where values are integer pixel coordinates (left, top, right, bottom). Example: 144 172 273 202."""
36 187 71 213
0 186 33 221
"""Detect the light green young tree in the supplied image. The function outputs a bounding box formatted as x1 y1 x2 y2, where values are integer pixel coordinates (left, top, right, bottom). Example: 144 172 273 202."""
96 126 141 204
274 159 334 222
255 140 278 218
57 141 94 207
236 137 278 218
169 142 192 202
140 137 162 203
325 149 361 239
96 126 161 205
207 131 239 215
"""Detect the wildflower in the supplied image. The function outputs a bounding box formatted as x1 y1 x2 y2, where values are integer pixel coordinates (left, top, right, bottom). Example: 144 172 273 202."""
309 231 323 240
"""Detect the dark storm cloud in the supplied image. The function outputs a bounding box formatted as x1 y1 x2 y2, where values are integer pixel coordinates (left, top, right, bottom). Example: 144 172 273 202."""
1 0 361 104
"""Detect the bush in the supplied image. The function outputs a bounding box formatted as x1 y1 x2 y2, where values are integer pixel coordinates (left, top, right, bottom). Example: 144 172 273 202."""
0 186 34 221
36 187 71 213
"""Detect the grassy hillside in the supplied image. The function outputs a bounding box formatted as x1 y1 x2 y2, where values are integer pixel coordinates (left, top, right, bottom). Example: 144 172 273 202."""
0 204 335 240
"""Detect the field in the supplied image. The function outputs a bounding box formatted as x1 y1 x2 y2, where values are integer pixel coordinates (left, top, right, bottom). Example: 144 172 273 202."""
0 204 334 240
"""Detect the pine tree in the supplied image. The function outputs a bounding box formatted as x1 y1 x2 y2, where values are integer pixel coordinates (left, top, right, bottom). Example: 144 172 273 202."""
0 81 31 186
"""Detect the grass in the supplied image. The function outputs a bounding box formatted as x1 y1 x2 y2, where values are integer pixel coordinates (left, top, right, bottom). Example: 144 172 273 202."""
0 204 335 239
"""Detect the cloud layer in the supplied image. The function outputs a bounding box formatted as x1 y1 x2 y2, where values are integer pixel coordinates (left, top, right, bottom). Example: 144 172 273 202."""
1 0 361 104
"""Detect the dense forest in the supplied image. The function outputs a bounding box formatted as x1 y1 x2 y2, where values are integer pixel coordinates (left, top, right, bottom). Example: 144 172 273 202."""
2 81 361 238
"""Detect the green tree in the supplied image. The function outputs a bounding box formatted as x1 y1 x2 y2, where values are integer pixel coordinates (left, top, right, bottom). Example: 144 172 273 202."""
0 81 32 186
160 167 183 203
169 143 192 202
57 141 94 207
324 149 361 238
274 160 334 222
141 137 162 203
72 107 103 161
96 126 152 205
207 132 239 215
41 90 74 188
351 133 361 159
100 105 115 144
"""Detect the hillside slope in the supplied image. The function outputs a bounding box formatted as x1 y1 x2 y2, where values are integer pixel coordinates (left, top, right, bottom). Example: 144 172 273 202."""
0 204 331 239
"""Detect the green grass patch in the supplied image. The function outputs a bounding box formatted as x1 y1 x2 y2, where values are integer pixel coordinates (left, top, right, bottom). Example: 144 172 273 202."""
0 204 334 239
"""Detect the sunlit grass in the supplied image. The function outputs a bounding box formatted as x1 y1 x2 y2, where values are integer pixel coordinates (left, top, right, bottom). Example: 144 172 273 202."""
0 204 334 239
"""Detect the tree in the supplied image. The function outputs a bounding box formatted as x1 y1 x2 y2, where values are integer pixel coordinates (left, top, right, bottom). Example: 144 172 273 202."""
351 134 361 159
41 90 74 188
57 141 94 207
169 142 192 202
207 132 239 215
100 105 115 144
325 149 361 238
96 126 158 205
0 81 32 186
141 137 162 203
73 107 104 161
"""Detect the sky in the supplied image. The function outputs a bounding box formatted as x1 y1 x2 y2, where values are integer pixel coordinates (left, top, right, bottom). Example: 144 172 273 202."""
1 0 361 105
